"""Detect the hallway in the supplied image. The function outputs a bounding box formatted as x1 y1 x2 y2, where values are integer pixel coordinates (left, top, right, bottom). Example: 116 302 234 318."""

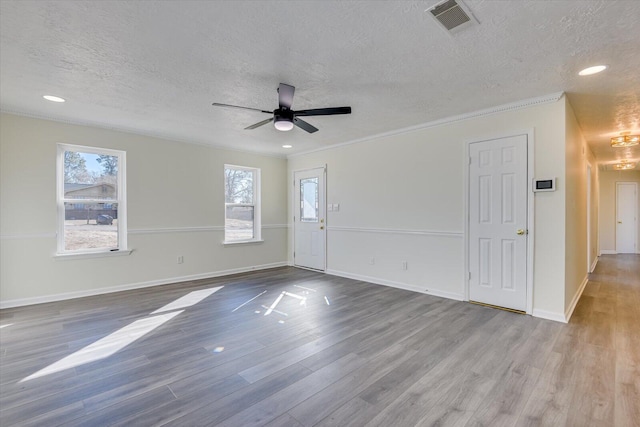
519 254 640 426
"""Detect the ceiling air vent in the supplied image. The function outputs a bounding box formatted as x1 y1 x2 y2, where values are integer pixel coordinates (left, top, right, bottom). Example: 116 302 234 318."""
428 0 477 33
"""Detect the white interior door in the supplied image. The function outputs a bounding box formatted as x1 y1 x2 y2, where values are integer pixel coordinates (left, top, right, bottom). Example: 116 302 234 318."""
294 167 326 271
616 182 637 254
469 135 528 312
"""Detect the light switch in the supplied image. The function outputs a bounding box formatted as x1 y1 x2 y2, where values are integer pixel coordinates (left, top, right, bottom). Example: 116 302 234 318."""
334 203 340 212
327 204 333 212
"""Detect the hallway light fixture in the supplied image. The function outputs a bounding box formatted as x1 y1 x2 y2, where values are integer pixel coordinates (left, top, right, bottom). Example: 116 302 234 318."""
611 132 639 148
614 161 636 170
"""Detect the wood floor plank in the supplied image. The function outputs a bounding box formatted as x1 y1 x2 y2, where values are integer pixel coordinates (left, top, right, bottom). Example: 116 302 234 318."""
1 257 638 426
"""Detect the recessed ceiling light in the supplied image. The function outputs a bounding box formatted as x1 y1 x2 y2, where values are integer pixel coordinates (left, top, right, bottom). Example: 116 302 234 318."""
578 65 607 76
282 145 293 149
43 95 66 103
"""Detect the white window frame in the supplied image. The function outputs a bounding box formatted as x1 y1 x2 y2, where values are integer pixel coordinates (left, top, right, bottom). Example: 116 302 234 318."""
224 164 261 244
56 143 127 255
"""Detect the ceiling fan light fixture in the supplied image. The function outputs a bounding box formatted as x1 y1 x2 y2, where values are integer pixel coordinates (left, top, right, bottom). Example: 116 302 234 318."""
611 133 640 148
274 118 294 131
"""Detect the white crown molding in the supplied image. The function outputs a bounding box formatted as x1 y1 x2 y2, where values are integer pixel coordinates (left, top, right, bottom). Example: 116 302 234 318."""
288 92 565 158
0 110 286 159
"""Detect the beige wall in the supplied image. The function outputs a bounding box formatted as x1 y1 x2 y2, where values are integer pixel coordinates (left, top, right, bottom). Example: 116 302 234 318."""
0 113 288 305
599 170 640 253
564 98 597 316
289 97 568 319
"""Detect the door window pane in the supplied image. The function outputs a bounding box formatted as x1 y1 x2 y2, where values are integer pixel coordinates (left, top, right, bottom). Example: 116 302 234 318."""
300 177 319 222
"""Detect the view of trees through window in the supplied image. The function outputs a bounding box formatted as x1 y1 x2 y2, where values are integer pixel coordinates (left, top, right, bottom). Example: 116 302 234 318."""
62 149 120 251
225 166 258 241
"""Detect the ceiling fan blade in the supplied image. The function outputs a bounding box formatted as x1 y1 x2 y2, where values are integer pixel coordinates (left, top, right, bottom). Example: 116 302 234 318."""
245 117 274 130
293 117 319 133
212 103 272 114
278 83 295 109
293 106 351 117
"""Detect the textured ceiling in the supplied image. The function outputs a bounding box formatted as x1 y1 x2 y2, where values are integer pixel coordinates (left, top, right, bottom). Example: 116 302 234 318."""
1 1 639 166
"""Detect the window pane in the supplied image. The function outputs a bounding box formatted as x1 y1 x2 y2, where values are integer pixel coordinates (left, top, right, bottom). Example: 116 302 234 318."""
224 168 254 204
225 205 254 241
64 151 118 200
64 202 118 251
300 178 319 222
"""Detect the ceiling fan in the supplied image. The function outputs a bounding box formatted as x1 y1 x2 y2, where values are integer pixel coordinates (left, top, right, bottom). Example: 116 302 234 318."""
212 83 351 133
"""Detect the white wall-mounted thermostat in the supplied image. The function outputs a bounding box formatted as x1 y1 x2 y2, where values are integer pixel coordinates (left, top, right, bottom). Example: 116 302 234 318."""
533 178 556 192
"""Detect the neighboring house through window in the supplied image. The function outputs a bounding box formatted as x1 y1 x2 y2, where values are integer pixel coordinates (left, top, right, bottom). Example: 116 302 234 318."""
224 165 260 243
57 144 127 253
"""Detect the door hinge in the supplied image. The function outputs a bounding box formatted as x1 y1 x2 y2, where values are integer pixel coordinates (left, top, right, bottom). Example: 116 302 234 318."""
468 271 471 280
469 157 472 165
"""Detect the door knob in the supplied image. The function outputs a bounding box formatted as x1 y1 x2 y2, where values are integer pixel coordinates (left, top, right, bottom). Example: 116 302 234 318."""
320 226 324 230
516 229 525 235
618 221 622 224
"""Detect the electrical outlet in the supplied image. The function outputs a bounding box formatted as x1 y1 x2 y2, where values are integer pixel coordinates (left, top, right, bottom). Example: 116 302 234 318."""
177 256 184 264
402 261 408 270
369 257 375 265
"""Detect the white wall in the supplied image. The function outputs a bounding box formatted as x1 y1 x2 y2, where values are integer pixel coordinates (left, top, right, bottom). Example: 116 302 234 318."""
599 170 640 253
288 97 568 319
564 98 597 319
0 113 288 306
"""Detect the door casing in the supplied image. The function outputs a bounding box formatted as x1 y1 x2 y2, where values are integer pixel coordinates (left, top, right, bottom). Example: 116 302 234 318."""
464 130 535 315
292 166 327 271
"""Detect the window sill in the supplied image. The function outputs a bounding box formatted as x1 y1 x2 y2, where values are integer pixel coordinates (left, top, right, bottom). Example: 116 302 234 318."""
53 249 133 261
222 239 264 246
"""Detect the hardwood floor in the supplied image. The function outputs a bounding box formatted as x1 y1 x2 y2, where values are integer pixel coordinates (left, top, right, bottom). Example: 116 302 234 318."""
0 255 638 426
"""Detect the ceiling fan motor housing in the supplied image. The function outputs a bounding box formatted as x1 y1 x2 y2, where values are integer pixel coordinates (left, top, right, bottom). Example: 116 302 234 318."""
274 108 294 130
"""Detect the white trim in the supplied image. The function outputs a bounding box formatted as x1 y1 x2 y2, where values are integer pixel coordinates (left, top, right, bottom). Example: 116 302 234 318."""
532 309 566 323
53 249 133 260
0 110 287 159
1 225 288 239
565 274 589 323
222 239 264 246
615 182 639 254
0 262 287 309
0 232 56 240
130 226 223 234
590 256 599 273
292 166 327 272
464 130 535 314
327 226 463 237
289 92 563 158
326 269 464 301
224 164 261 243
600 250 617 255
57 143 127 254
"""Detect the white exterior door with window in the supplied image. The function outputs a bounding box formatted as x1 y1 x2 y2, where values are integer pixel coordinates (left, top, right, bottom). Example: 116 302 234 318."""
469 135 528 312
294 167 326 271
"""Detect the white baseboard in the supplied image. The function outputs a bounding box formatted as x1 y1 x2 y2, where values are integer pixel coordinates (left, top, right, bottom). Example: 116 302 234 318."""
600 250 617 255
325 269 464 301
590 257 598 273
564 274 589 323
532 308 567 323
0 262 288 309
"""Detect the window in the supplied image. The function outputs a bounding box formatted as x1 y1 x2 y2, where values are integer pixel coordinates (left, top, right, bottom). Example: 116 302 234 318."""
224 165 260 243
57 144 127 254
